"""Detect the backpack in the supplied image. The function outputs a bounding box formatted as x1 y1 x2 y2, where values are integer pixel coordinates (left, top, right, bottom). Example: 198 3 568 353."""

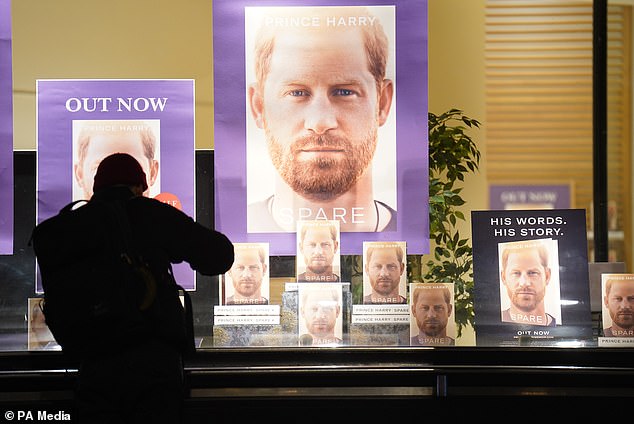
30 199 195 359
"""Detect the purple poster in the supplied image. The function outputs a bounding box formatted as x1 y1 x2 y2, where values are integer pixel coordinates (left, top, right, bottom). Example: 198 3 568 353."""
213 0 429 255
0 0 14 254
36 79 197 290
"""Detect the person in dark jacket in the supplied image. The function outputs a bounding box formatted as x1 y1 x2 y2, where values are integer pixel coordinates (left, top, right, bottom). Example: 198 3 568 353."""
36 153 234 423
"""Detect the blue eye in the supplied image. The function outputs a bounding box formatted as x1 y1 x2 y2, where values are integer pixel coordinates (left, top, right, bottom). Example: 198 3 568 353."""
289 90 308 97
333 88 354 96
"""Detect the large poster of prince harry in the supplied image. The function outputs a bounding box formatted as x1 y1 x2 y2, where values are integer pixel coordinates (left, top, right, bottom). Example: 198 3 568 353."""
213 0 429 255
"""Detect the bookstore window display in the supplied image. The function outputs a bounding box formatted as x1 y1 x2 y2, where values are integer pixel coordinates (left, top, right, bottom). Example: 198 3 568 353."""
212 219 412 347
19 211 615 350
1 193 615 351
209 209 604 348
0 156 618 351
18 257 626 349
0 0 624 358
5 247 626 351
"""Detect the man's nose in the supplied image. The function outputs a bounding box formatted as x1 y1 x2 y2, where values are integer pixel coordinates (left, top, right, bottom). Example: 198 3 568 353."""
518 274 531 287
304 95 337 134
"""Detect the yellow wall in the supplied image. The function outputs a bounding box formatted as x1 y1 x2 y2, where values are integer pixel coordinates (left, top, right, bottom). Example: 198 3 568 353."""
428 0 488 238
11 0 215 150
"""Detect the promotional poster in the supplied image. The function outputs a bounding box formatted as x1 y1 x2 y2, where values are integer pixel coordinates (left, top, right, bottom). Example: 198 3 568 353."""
0 0 13 254
213 0 429 255
36 79 196 290
472 209 593 345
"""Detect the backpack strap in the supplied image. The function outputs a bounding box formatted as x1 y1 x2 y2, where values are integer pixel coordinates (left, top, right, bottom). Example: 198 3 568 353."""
101 199 158 311
99 199 192 354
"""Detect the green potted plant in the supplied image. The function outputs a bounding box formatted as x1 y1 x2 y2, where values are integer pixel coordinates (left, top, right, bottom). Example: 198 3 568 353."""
411 108 481 337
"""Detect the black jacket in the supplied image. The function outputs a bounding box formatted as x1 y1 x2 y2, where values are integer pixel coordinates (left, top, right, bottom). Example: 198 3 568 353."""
32 186 234 356
94 186 233 277
36 186 234 280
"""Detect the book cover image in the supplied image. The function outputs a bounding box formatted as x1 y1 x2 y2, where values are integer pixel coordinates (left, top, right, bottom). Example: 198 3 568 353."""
71 119 162 201
601 273 634 338
472 209 593 346
297 282 344 346
27 298 59 351
296 220 341 282
409 283 455 346
498 238 562 327
221 242 270 306
362 241 407 305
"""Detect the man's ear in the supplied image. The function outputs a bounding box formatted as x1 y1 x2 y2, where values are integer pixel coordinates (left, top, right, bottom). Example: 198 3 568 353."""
377 79 394 126
147 159 159 187
248 83 265 129
545 267 552 285
73 163 84 189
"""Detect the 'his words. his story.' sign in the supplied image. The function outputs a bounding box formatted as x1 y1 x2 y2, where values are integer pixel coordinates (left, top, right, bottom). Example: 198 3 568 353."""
472 209 593 346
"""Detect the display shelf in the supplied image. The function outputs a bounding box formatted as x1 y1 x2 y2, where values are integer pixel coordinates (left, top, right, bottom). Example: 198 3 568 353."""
2 347 634 421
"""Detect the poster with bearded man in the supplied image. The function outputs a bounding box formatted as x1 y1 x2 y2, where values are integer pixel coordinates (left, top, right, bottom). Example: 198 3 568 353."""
213 0 429 256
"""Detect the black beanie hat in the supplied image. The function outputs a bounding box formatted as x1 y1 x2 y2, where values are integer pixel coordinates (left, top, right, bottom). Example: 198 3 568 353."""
92 153 149 193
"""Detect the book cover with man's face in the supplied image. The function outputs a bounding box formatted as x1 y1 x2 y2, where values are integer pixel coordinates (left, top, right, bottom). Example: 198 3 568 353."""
296 220 341 282
601 273 634 338
213 0 430 256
